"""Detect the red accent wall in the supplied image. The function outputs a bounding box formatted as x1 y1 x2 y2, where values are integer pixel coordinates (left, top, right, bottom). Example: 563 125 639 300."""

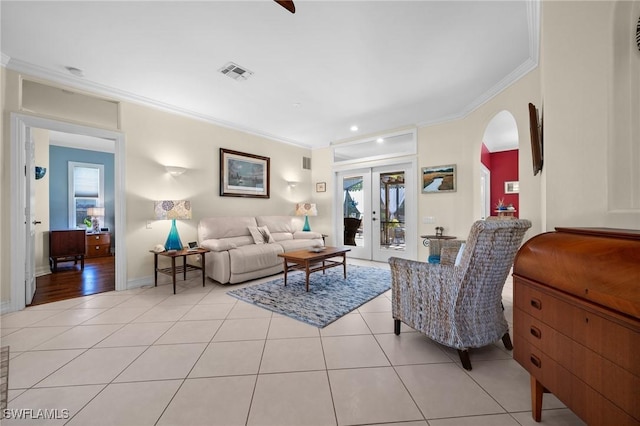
481 143 491 169
489 149 519 217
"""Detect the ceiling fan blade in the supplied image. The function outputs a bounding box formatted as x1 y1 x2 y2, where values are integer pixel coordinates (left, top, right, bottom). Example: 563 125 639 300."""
274 0 295 14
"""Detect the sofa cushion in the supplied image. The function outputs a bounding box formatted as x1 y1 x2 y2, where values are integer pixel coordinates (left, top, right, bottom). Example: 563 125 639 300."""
256 216 303 233
248 226 274 244
198 216 257 241
229 244 283 274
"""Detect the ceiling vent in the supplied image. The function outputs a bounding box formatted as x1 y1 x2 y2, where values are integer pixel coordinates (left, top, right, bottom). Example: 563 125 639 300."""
218 62 253 81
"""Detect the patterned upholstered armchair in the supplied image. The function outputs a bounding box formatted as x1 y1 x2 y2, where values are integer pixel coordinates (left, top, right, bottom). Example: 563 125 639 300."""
389 219 532 370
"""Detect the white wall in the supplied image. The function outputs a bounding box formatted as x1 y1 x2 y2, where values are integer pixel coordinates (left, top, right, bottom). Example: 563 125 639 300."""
541 0 640 230
416 69 543 260
120 101 314 282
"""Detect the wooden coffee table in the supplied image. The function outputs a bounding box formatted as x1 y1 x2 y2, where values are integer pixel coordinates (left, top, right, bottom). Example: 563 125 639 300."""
278 247 351 292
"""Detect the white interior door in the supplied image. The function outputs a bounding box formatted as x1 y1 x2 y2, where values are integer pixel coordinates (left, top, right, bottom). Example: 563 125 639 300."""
337 162 416 262
25 127 36 305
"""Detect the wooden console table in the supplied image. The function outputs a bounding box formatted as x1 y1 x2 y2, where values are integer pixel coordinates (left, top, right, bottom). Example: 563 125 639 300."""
513 227 639 424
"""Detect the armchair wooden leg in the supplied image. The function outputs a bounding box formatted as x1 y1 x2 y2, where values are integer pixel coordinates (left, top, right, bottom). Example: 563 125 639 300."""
502 332 513 350
394 319 401 335
458 349 472 370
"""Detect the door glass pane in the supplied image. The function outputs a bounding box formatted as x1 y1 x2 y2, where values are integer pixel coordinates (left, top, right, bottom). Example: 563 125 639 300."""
379 172 405 251
343 175 364 246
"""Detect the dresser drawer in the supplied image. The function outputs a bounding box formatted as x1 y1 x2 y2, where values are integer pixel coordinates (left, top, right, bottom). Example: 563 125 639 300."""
86 233 111 258
513 334 572 403
515 278 640 376
515 308 640 420
87 244 110 257
87 233 110 245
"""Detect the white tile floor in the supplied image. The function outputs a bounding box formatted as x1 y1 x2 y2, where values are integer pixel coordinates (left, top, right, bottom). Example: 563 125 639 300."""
1 260 586 426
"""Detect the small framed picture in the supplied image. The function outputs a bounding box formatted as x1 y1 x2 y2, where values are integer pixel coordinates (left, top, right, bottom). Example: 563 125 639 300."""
421 164 456 193
316 182 326 192
504 181 519 194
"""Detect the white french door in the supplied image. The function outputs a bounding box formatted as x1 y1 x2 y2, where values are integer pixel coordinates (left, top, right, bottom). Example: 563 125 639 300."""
337 162 416 262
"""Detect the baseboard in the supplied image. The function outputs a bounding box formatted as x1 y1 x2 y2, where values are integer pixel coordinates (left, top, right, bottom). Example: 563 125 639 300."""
126 275 155 290
35 267 51 278
0 300 14 315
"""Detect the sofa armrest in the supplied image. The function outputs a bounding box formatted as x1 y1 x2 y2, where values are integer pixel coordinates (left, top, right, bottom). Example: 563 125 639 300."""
200 239 237 252
293 231 323 240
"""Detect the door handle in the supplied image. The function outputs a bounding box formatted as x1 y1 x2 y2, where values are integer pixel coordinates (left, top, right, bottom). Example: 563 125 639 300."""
32 220 42 225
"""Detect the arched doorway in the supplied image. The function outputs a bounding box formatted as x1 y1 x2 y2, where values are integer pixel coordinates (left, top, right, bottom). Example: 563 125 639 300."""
480 110 519 219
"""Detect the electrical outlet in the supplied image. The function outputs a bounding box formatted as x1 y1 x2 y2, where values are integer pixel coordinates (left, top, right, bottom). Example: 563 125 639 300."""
146 220 153 229
423 216 436 224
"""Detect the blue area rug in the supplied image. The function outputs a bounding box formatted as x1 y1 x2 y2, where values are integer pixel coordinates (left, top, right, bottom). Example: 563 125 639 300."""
227 265 391 328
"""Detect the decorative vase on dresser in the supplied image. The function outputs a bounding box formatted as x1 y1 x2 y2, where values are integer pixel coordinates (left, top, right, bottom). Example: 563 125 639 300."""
513 227 639 425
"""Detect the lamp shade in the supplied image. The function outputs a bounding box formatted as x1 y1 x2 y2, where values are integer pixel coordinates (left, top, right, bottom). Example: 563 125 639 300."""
295 203 318 217
295 203 317 232
154 200 192 220
87 207 105 217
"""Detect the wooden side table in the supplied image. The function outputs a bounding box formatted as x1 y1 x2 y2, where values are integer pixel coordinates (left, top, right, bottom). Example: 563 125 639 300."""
151 248 210 294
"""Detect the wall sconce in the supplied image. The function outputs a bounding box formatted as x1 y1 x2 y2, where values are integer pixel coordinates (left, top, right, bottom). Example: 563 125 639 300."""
165 166 186 177
35 166 47 180
287 181 298 188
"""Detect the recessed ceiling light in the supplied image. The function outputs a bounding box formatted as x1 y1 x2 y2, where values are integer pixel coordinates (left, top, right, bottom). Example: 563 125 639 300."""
350 125 358 132
376 138 384 143
292 102 302 108
65 66 84 77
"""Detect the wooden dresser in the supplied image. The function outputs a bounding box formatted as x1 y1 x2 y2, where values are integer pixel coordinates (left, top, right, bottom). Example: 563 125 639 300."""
513 227 639 424
85 232 111 258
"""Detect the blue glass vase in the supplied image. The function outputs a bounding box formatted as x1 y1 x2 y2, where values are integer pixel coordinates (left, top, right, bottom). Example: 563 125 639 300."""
165 219 183 250
302 215 311 232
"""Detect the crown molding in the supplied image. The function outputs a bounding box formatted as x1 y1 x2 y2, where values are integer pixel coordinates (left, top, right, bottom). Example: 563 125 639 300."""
1 52 10 67
5 57 312 150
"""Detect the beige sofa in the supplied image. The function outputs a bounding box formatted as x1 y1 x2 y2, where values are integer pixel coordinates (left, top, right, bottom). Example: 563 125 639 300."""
197 216 324 284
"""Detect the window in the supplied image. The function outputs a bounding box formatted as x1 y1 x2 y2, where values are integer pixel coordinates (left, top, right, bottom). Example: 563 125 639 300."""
68 161 104 229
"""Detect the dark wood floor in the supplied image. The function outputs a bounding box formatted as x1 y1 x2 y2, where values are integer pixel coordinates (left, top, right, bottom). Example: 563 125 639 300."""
30 256 115 306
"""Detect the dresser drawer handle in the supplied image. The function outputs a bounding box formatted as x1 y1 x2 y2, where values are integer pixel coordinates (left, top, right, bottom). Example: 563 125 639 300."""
95 236 100 240
530 326 542 339
95 246 100 250
530 298 542 310
530 354 542 368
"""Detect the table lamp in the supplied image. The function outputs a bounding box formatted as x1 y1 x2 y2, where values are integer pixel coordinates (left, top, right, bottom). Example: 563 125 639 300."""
86 207 105 233
154 200 192 250
295 203 317 232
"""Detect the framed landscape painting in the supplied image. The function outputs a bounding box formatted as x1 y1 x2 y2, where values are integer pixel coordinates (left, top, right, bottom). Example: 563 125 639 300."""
421 164 456 193
220 148 270 198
